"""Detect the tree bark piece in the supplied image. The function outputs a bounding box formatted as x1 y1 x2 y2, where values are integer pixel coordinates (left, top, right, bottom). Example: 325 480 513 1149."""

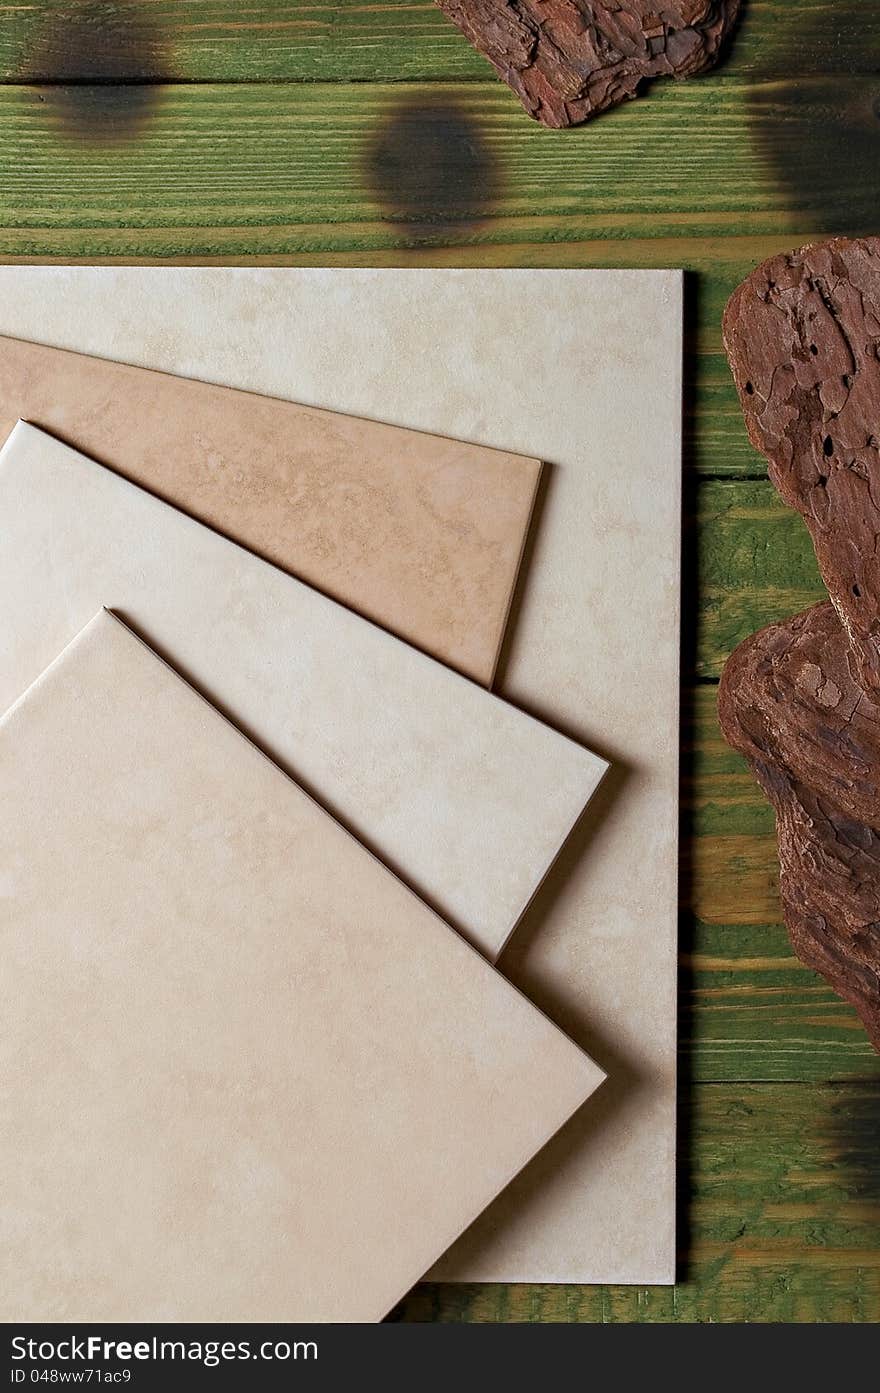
435 1 741 128
724 237 880 694
719 602 880 1050
719 600 880 827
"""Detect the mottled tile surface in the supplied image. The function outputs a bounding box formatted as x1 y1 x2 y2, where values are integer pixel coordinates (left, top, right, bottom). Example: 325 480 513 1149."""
0 334 542 685
0 612 603 1322
0 422 605 963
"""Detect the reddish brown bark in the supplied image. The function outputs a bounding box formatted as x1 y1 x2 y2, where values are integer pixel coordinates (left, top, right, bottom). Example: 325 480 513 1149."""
435 1 741 127
720 238 880 1050
719 603 880 1049
724 237 880 696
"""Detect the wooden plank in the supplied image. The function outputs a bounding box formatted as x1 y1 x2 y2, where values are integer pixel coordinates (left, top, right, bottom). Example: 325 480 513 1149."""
398 1082 880 1321
731 0 880 75
683 687 880 1079
0 1 491 84
683 674 792 928
0 77 874 252
686 683 773 839
683 920 880 1081
0 2 875 83
689 832 781 924
695 480 824 679
684 679 779 917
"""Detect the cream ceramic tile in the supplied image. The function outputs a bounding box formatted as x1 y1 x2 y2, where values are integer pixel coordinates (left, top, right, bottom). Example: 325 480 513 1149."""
0 334 543 685
0 611 603 1323
0 422 605 964
0 269 681 1284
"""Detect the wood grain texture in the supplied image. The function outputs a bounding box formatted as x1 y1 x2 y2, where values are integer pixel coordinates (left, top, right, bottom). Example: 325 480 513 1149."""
696 480 824 677
683 693 880 1074
0 0 877 1323
0 1 875 82
683 922 880 1081
0 77 877 250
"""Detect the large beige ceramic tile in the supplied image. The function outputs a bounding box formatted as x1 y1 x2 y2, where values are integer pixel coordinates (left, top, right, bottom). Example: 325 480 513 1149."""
0 611 603 1323
0 334 542 686
0 269 681 1284
0 422 604 964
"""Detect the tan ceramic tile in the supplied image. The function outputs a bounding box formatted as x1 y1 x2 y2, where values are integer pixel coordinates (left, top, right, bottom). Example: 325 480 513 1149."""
0 611 603 1323
0 333 541 686
0 422 605 964
0 269 681 1285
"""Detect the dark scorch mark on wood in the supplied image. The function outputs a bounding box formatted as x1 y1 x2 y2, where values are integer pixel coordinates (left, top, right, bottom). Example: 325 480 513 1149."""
824 1079 880 1205
14 1 173 143
749 3 880 238
363 95 499 235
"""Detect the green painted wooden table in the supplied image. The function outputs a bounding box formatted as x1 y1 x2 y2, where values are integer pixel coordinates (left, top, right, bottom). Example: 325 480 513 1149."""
1 0 878 1323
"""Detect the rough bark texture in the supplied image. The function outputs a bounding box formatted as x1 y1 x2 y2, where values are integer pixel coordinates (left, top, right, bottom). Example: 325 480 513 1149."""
719 601 880 826
435 0 741 127
719 603 880 1050
724 237 880 694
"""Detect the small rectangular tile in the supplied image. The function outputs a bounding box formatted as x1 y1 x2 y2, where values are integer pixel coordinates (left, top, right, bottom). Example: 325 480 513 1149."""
0 611 603 1322
0 422 606 963
0 333 541 686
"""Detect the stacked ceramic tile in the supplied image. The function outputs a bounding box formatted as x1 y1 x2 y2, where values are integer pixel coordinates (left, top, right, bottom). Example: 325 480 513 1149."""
0 342 609 1321
0 270 683 1316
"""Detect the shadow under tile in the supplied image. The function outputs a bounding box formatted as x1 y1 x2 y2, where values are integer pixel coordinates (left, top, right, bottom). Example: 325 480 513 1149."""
421 1019 646 1284
493 458 554 695
503 755 631 965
